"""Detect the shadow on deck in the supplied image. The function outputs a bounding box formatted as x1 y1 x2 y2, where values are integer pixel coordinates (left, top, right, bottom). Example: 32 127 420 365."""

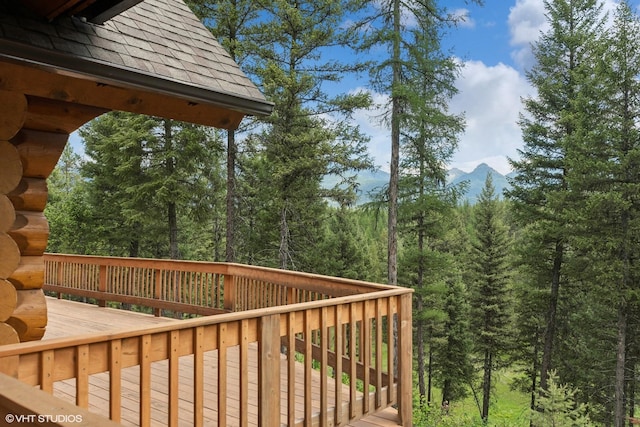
41 298 403 427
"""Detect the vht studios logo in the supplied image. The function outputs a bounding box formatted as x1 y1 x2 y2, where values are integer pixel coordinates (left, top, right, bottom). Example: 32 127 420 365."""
5 414 84 424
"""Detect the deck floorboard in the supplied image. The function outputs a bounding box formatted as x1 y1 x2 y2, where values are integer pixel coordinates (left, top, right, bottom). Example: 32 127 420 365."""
44 297 402 426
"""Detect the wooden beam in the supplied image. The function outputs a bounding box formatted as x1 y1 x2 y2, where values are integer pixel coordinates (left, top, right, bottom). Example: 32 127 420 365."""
11 129 68 179
24 95 107 134
0 62 245 130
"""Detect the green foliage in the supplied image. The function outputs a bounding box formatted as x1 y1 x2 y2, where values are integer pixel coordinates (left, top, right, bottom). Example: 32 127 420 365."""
235 0 373 271
468 174 514 422
530 371 593 427
51 112 225 259
44 3 640 424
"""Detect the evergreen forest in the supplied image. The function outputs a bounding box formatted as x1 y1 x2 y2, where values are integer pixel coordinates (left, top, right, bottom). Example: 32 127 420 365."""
44 0 640 425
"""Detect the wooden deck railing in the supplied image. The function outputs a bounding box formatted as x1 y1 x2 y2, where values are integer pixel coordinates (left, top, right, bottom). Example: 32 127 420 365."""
42 254 395 317
1 254 413 427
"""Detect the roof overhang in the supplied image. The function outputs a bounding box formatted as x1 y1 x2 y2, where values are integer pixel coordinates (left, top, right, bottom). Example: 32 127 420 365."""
0 39 274 119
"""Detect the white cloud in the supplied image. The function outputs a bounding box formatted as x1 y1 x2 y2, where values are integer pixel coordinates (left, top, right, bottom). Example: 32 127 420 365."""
452 8 476 29
507 0 547 70
449 60 533 175
349 59 532 176
508 0 623 70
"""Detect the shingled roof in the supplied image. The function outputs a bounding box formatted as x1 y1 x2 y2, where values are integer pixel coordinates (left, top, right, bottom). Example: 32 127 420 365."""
0 0 273 123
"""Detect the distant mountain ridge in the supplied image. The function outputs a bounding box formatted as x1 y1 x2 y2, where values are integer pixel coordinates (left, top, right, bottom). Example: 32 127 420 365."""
448 163 513 203
323 163 513 205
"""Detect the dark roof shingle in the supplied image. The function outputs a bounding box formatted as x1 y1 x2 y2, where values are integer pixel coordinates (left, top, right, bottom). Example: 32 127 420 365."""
0 0 272 116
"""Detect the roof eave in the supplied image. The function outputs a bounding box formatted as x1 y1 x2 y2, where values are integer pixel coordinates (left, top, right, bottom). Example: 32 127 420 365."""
0 38 274 118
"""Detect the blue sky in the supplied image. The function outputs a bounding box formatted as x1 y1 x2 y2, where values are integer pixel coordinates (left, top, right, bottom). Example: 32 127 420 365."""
69 0 640 176
357 0 640 174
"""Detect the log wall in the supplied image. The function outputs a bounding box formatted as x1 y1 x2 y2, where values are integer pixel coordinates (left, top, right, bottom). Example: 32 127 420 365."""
0 90 104 344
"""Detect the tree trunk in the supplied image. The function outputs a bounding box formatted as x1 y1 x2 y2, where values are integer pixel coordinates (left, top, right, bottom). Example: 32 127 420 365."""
416 318 425 404
226 130 236 262
615 304 627 427
482 350 492 422
168 201 178 259
427 342 433 405
387 0 401 286
628 359 635 427
164 120 179 260
279 205 290 270
540 240 563 391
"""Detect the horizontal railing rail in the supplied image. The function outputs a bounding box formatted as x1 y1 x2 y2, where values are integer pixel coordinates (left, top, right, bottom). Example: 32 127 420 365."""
43 253 395 317
0 289 413 426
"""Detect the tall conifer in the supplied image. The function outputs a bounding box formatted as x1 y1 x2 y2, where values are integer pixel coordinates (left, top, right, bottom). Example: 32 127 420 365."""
506 0 604 396
469 174 512 423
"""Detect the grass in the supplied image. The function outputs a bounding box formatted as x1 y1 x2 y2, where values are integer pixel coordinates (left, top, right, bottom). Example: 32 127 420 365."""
416 369 531 426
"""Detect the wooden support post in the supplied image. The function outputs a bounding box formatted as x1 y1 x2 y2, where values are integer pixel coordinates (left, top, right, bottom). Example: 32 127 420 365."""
154 269 163 316
223 274 236 312
397 293 413 427
98 265 107 308
259 314 281 427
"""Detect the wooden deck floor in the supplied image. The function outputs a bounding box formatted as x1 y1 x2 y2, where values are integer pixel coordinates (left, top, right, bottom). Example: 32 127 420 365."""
44 297 403 427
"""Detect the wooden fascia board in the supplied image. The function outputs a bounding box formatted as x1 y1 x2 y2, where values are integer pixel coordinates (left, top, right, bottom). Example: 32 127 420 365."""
0 39 273 128
0 60 245 130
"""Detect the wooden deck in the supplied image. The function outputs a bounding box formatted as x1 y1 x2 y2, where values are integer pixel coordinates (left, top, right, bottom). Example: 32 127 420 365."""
44 297 403 427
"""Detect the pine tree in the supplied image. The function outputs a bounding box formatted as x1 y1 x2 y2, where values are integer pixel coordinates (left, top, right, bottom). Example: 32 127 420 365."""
80 113 223 258
469 173 512 423
506 0 605 397
530 371 592 427
187 0 260 262
46 144 93 254
245 0 373 271
565 2 640 424
392 3 466 405
361 0 482 287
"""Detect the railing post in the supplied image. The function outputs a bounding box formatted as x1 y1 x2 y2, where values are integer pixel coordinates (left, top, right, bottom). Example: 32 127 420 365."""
56 259 63 299
397 293 413 427
98 264 107 308
259 314 281 427
223 274 236 311
153 269 162 317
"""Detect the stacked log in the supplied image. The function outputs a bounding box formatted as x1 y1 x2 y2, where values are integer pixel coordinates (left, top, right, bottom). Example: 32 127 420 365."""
0 91 70 344
0 91 27 345
0 90 105 345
